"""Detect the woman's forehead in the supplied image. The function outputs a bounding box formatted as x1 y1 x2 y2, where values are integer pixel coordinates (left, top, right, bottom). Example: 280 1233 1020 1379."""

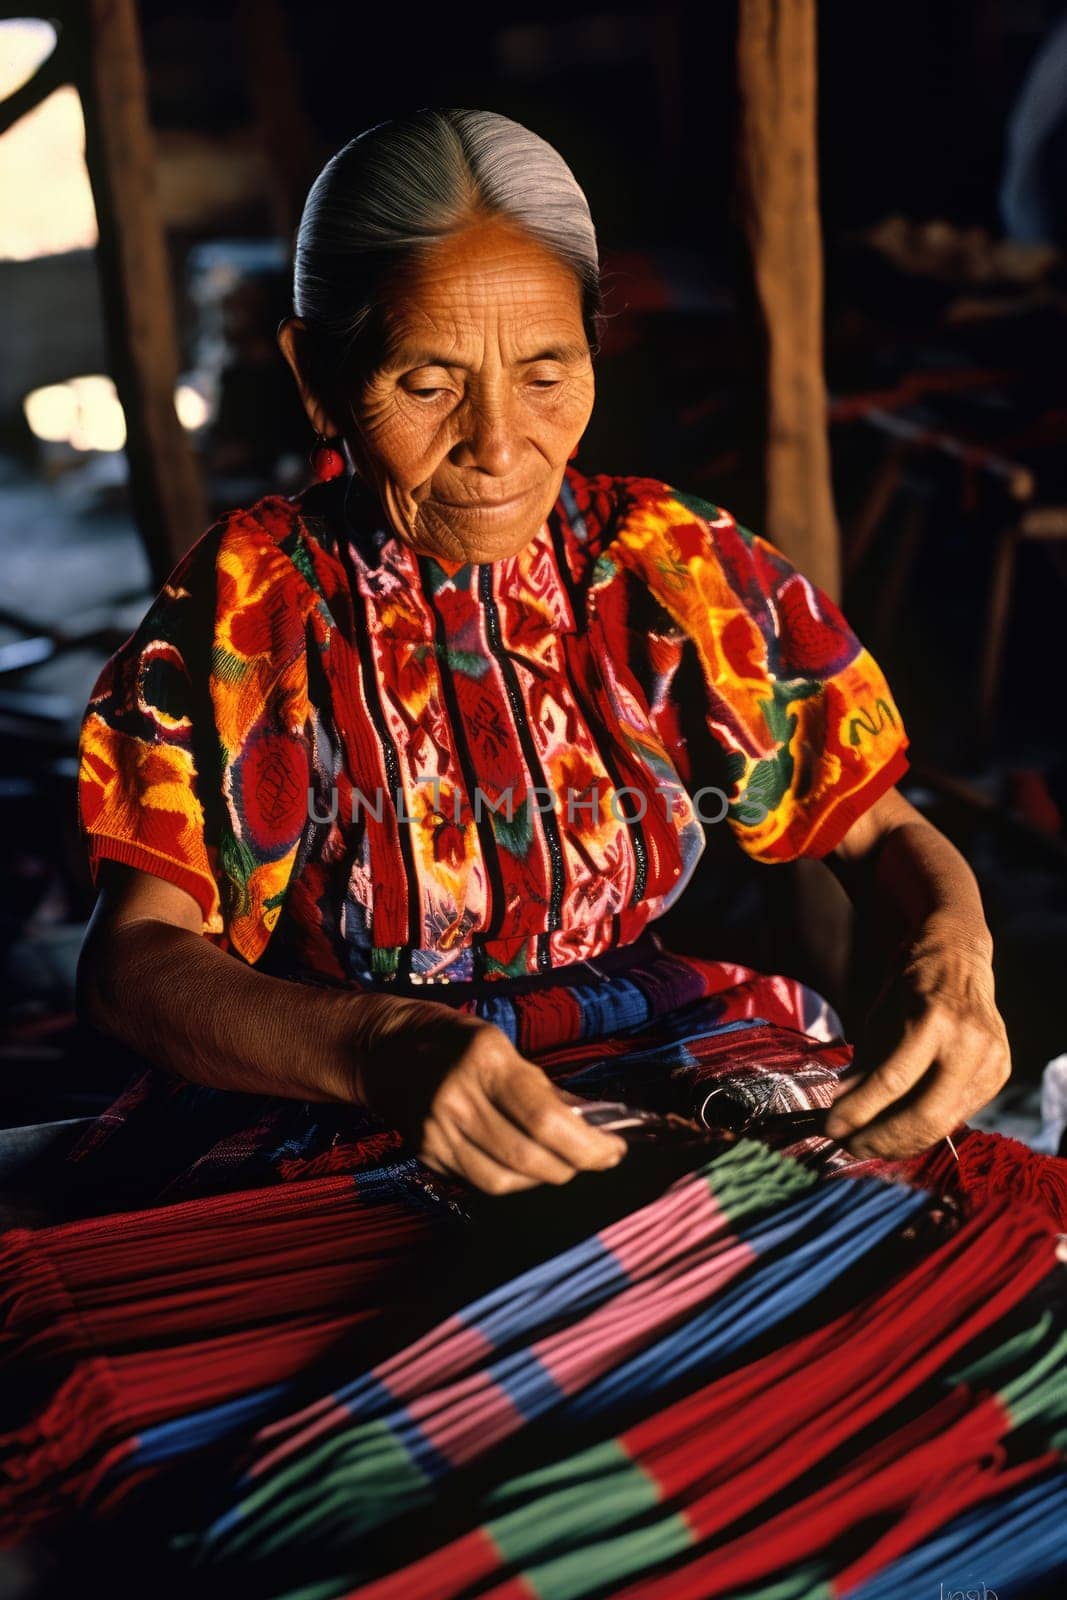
377 323 589 373
375 221 587 364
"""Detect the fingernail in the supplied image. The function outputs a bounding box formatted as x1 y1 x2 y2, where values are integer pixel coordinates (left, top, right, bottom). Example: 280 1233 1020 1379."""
824 1117 846 1140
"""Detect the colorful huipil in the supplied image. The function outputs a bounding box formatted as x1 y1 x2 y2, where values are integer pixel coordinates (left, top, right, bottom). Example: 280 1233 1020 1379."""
76 467 910 989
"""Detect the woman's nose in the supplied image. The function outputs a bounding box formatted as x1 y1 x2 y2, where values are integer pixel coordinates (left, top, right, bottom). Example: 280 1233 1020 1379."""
451 396 518 476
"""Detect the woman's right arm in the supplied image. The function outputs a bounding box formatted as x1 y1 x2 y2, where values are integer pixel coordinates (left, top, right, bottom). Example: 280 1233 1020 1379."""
76 863 625 1193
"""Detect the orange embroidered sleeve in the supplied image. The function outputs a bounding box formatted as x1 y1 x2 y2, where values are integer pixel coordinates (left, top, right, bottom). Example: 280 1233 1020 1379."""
77 527 228 931
614 483 911 863
77 505 317 962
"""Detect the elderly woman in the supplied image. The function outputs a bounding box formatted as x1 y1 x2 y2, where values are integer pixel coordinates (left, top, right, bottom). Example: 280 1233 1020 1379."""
15 109 1067 1596
74 107 1010 1200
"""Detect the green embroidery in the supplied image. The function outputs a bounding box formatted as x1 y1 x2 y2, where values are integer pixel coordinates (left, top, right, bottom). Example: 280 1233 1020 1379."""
591 552 618 587
848 699 897 745
286 533 322 596
425 560 473 595
371 946 400 979
210 644 250 683
219 832 258 916
483 945 534 979
723 749 747 791
734 747 794 819
668 487 722 523
489 794 534 859
725 680 822 825
654 551 691 592
438 646 491 679
760 678 820 744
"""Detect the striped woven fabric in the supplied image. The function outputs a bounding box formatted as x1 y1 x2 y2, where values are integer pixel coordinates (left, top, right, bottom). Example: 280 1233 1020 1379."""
0 1176 445 1541
154 1145 1062 1593
5 1133 1066 1596
172 1157 1066 1600
4 950 1067 1594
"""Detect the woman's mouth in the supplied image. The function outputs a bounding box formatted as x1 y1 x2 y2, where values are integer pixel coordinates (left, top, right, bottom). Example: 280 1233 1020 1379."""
431 486 536 515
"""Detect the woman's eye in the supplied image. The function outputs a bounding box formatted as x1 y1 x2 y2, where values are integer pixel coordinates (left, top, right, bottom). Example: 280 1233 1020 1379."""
401 372 454 401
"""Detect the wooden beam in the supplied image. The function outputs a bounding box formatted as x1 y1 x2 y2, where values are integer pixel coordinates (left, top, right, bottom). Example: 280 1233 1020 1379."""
69 0 207 582
735 0 841 600
235 0 318 244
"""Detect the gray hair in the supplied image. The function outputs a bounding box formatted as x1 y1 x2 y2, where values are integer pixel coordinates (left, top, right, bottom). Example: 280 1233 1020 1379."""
292 108 603 389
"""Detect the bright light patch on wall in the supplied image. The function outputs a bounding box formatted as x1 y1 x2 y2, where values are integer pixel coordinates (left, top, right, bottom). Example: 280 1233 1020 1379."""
22 382 77 443
175 383 211 431
24 377 205 451
0 20 98 260
24 376 127 452
0 16 55 93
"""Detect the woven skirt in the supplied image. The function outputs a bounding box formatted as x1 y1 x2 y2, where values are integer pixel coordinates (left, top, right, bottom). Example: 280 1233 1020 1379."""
3 938 1067 1598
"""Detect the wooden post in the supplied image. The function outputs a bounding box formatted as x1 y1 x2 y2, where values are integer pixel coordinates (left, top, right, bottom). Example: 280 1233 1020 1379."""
70 0 208 582
735 0 841 601
236 0 318 245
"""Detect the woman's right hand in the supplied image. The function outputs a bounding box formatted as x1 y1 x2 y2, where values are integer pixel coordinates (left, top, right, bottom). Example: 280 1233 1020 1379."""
347 995 628 1194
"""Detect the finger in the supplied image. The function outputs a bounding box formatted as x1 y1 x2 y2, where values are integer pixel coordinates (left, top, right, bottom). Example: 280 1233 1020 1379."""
453 1138 542 1196
845 1037 1001 1160
495 1064 628 1170
455 1095 583 1187
423 1094 581 1190
841 1072 964 1160
845 1111 964 1161
823 1014 942 1140
420 1116 541 1196
829 1067 864 1102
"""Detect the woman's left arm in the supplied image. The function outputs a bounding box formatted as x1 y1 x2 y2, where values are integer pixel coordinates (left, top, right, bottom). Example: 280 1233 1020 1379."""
820 787 1012 1158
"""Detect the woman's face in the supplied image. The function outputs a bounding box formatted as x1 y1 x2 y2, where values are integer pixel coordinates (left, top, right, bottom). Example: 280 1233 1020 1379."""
283 217 596 564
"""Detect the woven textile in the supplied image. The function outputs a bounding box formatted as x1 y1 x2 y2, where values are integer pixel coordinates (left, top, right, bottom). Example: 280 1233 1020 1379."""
4 954 1067 1594
4 1086 1066 1597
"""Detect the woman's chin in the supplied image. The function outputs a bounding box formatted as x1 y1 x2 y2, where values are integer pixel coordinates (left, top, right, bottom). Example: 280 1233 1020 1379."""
411 500 551 565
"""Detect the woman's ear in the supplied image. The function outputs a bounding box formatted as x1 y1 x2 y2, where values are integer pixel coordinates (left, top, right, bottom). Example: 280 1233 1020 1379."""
276 317 341 437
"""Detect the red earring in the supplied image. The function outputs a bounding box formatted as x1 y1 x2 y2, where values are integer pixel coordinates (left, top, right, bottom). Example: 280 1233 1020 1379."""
309 432 346 482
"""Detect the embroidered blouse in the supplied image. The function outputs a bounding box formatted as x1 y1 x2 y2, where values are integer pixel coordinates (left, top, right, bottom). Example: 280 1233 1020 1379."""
77 468 910 985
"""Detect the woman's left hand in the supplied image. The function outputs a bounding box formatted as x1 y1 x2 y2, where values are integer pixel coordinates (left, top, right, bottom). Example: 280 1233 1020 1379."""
822 913 1011 1159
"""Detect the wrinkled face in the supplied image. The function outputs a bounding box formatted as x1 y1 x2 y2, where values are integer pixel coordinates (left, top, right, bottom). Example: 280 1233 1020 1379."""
295 218 596 564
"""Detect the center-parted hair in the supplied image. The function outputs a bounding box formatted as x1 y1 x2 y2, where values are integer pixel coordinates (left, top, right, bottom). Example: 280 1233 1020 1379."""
292 108 603 388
